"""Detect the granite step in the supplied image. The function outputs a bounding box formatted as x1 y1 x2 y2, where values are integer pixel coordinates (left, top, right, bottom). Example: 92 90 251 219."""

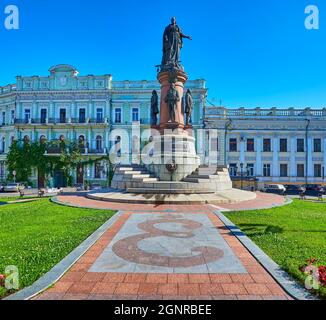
126 188 216 194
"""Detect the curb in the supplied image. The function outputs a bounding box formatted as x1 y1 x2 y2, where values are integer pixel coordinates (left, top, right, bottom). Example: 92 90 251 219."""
4 211 124 301
214 210 318 301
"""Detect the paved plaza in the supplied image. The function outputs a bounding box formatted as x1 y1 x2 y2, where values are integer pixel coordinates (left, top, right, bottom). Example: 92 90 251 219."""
32 193 293 300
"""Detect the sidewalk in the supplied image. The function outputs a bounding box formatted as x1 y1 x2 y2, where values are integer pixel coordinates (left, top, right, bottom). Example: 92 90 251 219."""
34 202 292 300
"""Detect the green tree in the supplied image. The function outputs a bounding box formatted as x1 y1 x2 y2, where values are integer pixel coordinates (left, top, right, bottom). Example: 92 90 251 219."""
6 139 82 187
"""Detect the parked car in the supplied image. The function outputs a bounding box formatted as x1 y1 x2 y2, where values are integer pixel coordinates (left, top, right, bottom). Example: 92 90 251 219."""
304 184 325 195
3 183 25 193
261 184 286 194
284 185 306 195
305 184 319 191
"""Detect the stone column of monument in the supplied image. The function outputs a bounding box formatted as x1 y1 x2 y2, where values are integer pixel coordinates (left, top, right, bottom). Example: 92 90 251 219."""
147 18 200 182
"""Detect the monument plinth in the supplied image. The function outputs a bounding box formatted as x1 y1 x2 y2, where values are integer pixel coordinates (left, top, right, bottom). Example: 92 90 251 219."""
148 68 200 181
157 70 187 131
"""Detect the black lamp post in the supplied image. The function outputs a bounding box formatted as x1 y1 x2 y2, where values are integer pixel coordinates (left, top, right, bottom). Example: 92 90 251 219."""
240 162 244 190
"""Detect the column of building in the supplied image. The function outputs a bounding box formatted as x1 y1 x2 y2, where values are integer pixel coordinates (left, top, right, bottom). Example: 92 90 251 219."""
256 136 262 177
290 134 296 181
272 135 279 181
307 137 313 180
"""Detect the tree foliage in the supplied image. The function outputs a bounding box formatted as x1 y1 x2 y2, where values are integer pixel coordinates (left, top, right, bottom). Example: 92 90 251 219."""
6 139 82 186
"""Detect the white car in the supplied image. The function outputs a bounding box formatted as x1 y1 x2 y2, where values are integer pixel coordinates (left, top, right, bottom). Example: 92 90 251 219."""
261 184 286 194
3 183 25 193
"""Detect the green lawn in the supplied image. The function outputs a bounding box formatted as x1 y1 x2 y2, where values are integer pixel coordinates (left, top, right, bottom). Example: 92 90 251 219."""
225 200 326 299
0 199 115 299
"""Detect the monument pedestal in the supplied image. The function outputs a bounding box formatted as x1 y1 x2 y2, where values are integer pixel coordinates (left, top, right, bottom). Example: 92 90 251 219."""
147 132 200 182
146 69 200 181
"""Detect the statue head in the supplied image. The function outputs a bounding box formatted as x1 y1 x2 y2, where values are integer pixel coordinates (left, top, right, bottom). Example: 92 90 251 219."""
171 17 177 25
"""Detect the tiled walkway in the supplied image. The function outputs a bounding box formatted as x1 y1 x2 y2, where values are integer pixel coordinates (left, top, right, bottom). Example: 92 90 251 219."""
35 193 292 300
53 191 286 212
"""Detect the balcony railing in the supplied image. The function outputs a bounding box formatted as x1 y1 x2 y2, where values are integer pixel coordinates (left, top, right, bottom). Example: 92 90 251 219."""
45 142 107 156
14 118 109 125
205 107 326 119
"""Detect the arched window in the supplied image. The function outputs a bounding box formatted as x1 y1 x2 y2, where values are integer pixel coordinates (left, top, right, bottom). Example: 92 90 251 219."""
78 135 85 147
59 135 65 142
23 135 30 143
40 135 47 144
96 135 103 152
115 136 121 157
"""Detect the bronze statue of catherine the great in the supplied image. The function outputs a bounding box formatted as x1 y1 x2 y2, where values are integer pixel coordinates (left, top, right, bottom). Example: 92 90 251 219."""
161 17 192 71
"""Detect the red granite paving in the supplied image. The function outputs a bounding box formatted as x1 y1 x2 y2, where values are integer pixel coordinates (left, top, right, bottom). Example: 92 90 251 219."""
34 203 292 301
219 192 286 211
54 192 286 213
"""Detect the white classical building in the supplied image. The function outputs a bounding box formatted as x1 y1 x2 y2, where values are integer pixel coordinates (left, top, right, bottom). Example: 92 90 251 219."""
204 107 326 188
1 64 326 188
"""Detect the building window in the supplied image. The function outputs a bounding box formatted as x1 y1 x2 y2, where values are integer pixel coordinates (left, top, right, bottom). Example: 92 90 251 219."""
59 109 66 123
94 163 101 179
115 108 122 124
263 164 271 177
11 110 15 124
314 164 322 178
40 109 47 124
96 135 103 152
280 139 288 152
263 139 271 152
1 137 5 152
24 109 31 123
0 161 5 179
78 136 86 152
132 108 139 122
229 138 237 152
2 112 5 126
247 164 254 177
297 139 305 152
246 139 255 152
280 164 288 177
314 139 322 153
229 164 237 176
115 136 121 157
39 135 47 144
297 164 305 177
96 108 103 123
210 138 219 152
79 108 86 123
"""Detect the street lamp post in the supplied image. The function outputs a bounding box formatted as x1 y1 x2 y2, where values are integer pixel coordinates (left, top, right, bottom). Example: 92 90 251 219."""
240 163 244 190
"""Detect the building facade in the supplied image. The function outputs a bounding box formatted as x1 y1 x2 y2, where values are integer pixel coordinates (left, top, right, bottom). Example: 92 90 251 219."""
0 64 207 187
204 107 326 188
1 64 326 188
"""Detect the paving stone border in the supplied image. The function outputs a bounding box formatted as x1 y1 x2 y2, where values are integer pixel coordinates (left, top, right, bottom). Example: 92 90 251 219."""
4 211 124 301
214 211 318 301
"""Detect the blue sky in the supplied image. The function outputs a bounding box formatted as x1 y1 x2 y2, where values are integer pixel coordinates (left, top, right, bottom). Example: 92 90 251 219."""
0 0 325 108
